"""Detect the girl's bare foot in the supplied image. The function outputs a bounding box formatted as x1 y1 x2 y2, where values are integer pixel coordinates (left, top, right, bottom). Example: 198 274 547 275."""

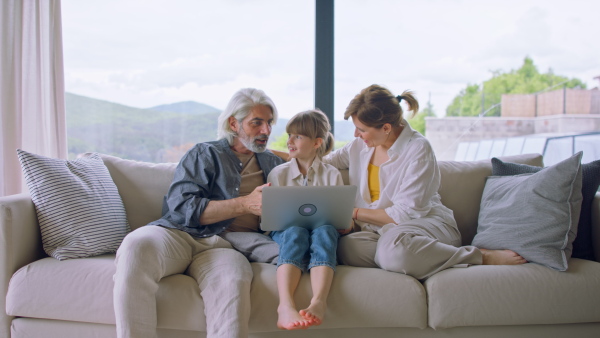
481 249 527 265
299 299 327 326
277 305 310 330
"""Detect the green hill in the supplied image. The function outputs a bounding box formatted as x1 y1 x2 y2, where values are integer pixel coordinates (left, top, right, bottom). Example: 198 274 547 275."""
66 93 221 162
65 92 355 162
149 101 221 115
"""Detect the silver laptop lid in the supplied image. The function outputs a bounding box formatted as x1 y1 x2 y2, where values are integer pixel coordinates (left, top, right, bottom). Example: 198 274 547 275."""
260 185 357 231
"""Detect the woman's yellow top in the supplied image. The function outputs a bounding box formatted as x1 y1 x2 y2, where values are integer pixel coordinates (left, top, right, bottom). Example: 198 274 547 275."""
368 163 380 202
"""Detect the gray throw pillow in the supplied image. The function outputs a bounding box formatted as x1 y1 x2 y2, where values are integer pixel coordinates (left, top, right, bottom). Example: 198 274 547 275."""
491 157 600 260
17 149 130 260
472 152 583 271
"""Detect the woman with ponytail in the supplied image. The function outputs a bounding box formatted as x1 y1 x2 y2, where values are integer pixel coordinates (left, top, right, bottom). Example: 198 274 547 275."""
324 84 526 281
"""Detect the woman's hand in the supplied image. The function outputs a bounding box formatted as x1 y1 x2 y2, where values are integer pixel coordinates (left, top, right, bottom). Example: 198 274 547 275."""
337 221 354 235
352 207 395 227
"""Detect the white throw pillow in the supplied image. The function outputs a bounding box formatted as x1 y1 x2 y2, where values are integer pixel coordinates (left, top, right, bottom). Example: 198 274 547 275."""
17 150 130 260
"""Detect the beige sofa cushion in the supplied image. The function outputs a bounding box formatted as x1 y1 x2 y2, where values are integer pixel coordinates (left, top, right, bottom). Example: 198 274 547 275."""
249 263 428 331
6 255 207 331
97 154 177 231
7 256 428 332
425 258 600 329
6 255 427 331
437 153 543 246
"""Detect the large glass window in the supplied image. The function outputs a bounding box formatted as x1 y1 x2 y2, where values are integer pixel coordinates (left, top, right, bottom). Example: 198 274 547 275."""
504 137 525 156
489 139 507 158
474 140 493 160
334 0 599 151
575 134 600 164
62 0 314 162
544 137 573 166
521 136 547 155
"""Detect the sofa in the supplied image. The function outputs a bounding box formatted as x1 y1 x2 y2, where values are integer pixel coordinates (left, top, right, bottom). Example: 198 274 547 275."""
2 152 600 338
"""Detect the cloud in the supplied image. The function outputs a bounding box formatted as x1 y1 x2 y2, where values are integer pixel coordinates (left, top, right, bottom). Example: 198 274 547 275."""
482 7 557 62
63 0 600 119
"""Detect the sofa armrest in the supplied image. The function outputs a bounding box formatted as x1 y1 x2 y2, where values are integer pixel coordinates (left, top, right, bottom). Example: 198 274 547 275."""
592 193 600 263
1 193 46 338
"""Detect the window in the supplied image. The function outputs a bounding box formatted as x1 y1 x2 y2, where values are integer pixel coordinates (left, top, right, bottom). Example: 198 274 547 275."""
334 1 599 156
63 1 599 162
62 0 314 162
575 134 600 164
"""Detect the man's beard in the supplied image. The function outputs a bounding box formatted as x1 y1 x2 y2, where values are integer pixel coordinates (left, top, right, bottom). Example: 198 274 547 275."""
237 126 269 153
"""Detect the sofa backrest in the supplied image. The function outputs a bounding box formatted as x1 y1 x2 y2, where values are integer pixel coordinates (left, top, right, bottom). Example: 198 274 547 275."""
99 154 177 231
100 152 543 243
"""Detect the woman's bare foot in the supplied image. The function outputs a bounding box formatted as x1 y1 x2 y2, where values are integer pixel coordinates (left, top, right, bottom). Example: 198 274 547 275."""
299 299 327 327
277 305 310 330
480 249 527 265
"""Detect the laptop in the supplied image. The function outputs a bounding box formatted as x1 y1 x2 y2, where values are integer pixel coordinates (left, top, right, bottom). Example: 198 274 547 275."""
260 185 358 231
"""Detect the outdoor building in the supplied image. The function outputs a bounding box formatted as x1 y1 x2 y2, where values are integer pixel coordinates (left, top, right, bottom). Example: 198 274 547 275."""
427 80 600 163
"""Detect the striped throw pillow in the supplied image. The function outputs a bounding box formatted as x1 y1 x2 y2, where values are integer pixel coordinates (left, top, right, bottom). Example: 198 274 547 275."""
17 150 130 260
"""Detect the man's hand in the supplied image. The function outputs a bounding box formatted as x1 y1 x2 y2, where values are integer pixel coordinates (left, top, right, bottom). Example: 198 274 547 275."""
241 183 271 216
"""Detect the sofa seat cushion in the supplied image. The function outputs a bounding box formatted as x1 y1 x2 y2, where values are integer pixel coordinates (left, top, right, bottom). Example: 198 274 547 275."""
248 263 428 331
7 256 428 333
6 255 207 331
425 259 600 329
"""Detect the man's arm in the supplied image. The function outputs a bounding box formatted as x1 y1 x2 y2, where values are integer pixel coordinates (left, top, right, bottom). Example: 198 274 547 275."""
199 183 270 225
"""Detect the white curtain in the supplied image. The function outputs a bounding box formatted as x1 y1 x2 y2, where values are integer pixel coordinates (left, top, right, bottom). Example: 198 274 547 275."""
0 0 67 197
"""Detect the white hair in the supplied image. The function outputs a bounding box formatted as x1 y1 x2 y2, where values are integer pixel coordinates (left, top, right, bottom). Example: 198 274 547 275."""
217 88 278 144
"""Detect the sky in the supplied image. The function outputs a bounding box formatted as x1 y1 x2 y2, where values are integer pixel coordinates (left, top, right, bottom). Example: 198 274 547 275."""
61 0 600 121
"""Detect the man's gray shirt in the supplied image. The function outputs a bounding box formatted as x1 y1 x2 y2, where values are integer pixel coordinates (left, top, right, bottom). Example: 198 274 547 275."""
148 138 284 238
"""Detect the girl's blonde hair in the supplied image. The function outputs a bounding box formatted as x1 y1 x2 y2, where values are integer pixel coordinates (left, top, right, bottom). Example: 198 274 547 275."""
344 84 419 128
286 109 334 158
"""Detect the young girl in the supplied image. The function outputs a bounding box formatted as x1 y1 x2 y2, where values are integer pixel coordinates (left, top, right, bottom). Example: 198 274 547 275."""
267 109 350 330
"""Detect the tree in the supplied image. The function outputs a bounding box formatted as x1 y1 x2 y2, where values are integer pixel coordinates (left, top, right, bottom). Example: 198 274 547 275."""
268 131 349 151
446 57 587 117
268 132 289 152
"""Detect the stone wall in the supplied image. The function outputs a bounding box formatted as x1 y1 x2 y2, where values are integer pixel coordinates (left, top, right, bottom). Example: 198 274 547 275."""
501 94 536 117
501 89 600 118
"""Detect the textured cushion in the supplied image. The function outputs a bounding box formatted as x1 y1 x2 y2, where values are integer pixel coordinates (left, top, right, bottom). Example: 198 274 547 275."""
437 153 544 246
473 152 583 271
491 157 600 260
16 150 130 260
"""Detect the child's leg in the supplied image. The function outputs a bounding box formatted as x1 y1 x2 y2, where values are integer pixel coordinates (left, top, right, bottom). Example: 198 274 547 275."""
271 227 311 330
300 265 334 326
300 225 339 326
276 264 310 330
